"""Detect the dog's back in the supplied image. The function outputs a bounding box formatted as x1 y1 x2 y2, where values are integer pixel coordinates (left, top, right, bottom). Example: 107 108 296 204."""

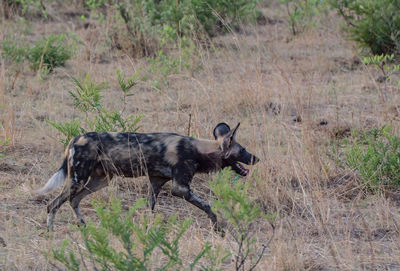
71 132 184 179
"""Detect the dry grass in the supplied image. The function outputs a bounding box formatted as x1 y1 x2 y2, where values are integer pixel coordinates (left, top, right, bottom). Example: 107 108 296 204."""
1 3 400 270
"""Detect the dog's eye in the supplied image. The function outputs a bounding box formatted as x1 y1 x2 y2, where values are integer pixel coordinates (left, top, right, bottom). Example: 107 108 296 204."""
240 148 246 153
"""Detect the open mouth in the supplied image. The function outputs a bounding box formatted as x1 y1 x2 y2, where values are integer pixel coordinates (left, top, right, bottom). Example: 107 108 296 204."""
234 162 249 176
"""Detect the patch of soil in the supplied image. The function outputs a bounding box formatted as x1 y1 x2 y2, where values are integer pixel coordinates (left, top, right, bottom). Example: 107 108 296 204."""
313 120 352 139
256 15 284 26
264 102 281 115
0 162 17 173
333 56 361 72
384 190 400 207
0 236 6 247
351 227 394 241
327 173 363 201
330 125 351 139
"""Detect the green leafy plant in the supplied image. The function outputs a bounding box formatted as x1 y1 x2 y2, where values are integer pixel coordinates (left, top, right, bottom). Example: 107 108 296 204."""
28 34 74 72
363 54 400 84
1 34 74 74
1 39 28 64
147 34 198 90
48 71 142 146
200 244 231 271
69 73 106 114
361 54 400 102
2 0 47 18
281 0 327 35
51 198 210 270
49 168 275 270
344 126 400 189
0 138 10 158
210 168 276 271
0 106 11 158
91 0 260 57
46 119 84 146
151 0 259 37
148 50 184 88
329 0 400 57
85 0 105 10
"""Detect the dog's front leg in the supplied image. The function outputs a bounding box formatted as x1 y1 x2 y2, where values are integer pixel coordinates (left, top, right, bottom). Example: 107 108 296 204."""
171 163 224 236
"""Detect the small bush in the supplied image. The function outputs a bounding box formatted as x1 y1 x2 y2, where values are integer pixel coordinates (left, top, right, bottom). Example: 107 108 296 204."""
48 71 142 146
344 126 400 189
147 39 196 89
46 119 84 146
210 168 276 271
0 106 11 158
28 34 74 72
153 0 259 37
51 198 210 270
50 168 275 270
0 138 10 158
1 34 74 73
281 0 328 35
329 0 400 57
362 54 400 85
1 39 28 64
91 0 260 57
1 0 47 19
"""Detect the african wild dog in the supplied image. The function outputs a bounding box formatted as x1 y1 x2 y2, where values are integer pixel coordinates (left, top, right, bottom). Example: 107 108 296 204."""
36 122 259 233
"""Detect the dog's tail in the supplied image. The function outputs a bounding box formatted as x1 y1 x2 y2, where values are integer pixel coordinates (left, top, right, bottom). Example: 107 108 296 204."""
35 138 75 196
35 158 68 195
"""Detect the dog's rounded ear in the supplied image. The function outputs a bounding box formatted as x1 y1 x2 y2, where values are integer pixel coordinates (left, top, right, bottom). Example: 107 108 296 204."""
213 123 231 139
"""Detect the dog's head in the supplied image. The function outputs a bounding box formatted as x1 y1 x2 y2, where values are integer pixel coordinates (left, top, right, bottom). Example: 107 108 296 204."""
213 122 259 176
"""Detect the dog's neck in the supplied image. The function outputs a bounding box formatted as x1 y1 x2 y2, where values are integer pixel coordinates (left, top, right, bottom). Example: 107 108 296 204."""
194 138 221 154
193 138 224 173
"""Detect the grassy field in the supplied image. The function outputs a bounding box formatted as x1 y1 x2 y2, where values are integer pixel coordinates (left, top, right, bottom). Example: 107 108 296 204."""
1 1 400 270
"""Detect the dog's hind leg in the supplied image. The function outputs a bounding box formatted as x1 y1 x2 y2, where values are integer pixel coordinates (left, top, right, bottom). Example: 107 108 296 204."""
47 148 94 231
47 182 80 231
70 174 110 225
148 176 169 210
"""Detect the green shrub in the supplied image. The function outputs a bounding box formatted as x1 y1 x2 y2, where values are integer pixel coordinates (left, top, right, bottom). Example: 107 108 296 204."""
0 138 10 158
1 34 74 74
147 41 196 89
0 106 11 158
48 71 142 146
51 198 210 270
46 119 84 146
2 0 47 18
152 0 259 37
344 126 400 189
50 169 275 270
281 0 328 35
329 0 400 57
1 39 28 64
210 168 276 271
28 34 74 72
88 0 259 57
362 54 400 85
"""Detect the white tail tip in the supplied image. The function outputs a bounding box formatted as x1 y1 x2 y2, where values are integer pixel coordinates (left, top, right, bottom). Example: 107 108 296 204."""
35 170 66 195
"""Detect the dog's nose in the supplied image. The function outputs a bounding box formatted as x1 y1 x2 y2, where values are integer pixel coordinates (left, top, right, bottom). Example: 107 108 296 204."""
252 156 260 165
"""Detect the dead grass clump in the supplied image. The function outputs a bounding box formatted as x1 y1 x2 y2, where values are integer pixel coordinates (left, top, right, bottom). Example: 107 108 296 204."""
327 172 363 201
